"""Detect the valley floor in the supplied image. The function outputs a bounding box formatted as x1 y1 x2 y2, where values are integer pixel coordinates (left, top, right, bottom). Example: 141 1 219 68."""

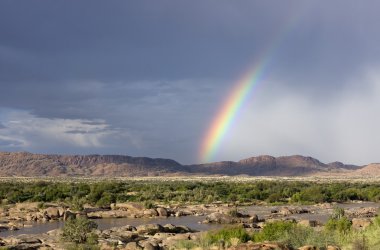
0 177 379 249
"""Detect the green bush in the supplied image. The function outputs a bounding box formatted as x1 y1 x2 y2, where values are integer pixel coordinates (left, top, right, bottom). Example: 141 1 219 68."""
325 217 352 234
62 217 98 244
252 220 339 248
2 180 380 206
253 220 295 242
69 196 85 212
143 200 154 209
206 226 250 245
331 207 345 220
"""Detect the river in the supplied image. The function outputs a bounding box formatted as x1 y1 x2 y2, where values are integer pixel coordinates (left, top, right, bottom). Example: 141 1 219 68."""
1 202 378 237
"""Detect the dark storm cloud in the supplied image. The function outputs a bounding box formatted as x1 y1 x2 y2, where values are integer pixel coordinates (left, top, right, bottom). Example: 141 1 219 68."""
1 1 380 164
0 1 280 84
0 138 23 147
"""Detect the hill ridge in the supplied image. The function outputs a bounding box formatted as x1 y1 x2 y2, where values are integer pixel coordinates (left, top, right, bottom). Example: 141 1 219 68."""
0 151 376 177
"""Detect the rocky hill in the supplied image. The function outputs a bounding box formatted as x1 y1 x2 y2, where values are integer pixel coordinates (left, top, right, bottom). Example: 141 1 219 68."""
0 152 184 177
0 151 376 177
187 155 360 176
352 163 380 176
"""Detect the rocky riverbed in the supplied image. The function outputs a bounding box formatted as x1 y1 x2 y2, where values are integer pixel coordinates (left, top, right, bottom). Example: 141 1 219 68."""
0 201 379 249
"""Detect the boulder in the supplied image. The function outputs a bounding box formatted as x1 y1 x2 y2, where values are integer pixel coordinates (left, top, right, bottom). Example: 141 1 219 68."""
6 243 44 249
87 210 129 219
248 214 259 223
58 207 66 217
143 209 158 217
163 224 177 232
152 232 176 240
156 207 168 217
352 218 372 229
117 225 136 232
114 203 144 212
110 203 116 210
298 246 317 250
63 210 76 221
3 235 42 245
228 242 291 250
327 246 341 250
25 214 37 222
166 233 192 241
349 207 377 217
163 224 192 233
279 207 292 216
136 224 164 235
0 207 8 217
205 212 236 224
175 211 184 217
44 207 60 220
124 241 143 250
161 233 192 248
139 239 160 250
298 220 318 227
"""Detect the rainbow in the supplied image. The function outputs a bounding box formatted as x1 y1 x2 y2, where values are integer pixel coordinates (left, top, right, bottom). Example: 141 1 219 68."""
199 8 305 163
199 62 267 163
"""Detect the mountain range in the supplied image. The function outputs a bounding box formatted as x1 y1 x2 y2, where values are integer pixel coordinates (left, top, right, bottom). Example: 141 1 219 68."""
0 152 379 177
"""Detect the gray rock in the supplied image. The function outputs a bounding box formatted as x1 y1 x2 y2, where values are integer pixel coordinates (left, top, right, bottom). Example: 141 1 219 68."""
352 218 372 229
44 207 60 220
156 207 168 217
125 241 143 250
205 212 236 224
163 223 192 233
298 219 318 227
248 214 259 223
136 224 164 235
139 239 159 250
143 209 158 217
63 210 76 221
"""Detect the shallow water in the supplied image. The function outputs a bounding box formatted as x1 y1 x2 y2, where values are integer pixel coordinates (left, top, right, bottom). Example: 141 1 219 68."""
0 215 223 237
1 202 379 237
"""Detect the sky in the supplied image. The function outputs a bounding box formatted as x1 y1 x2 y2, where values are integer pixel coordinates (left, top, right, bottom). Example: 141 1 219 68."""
1 1 380 165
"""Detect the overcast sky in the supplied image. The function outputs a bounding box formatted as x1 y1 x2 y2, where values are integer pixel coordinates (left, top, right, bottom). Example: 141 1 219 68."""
1 1 380 165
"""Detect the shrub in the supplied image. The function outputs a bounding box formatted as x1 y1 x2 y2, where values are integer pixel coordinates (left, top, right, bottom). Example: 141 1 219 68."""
69 196 85 212
206 226 250 245
143 200 154 209
96 193 114 208
62 217 98 244
266 193 284 203
351 236 369 250
253 220 295 242
253 220 339 248
325 217 352 234
331 207 345 220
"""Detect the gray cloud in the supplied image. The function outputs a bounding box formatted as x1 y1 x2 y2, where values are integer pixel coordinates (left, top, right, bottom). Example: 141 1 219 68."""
0 138 23 147
1 1 380 164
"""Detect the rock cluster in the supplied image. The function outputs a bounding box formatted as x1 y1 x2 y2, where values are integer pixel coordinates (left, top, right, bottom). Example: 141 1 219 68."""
0 223 196 250
99 223 195 249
